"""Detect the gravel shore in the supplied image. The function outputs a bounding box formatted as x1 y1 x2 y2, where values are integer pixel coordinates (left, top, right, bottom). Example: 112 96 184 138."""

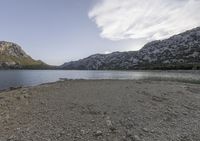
0 80 200 141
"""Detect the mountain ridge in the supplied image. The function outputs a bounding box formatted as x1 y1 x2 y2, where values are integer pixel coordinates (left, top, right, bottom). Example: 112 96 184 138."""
60 27 200 70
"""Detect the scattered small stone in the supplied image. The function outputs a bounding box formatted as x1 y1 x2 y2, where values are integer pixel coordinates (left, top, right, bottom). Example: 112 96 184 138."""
16 127 20 131
182 112 188 115
133 135 141 141
122 136 127 141
112 111 117 114
150 130 155 133
16 96 21 100
17 94 30 100
7 135 16 141
106 118 112 127
23 93 30 98
152 96 163 102
103 111 107 115
105 116 117 132
94 130 103 137
109 126 117 132
40 101 46 105
142 128 148 132
81 129 86 135
126 130 133 137
9 86 22 91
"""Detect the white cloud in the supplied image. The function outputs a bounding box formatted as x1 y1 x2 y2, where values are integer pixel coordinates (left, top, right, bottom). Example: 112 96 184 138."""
89 0 200 41
104 51 111 54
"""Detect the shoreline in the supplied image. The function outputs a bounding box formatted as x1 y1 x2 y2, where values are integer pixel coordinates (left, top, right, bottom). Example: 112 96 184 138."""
1 77 200 94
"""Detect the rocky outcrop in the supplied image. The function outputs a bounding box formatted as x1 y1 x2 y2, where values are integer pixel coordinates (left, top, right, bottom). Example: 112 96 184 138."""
0 41 48 69
61 27 200 70
0 41 29 57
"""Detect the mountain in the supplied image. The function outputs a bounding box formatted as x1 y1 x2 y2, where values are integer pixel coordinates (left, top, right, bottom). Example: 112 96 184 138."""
61 27 200 70
0 41 49 69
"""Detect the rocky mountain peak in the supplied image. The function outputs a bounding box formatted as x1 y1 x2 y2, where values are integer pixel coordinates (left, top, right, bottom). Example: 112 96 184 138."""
0 41 29 58
0 41 49 69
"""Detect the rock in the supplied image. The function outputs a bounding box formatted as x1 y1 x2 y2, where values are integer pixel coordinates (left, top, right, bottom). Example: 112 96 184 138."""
182 111 188 115
9 86 22 91
106 117 112 127
23 93 30 98
94 130 103 137
80 129 86 135
105 116 117 132
142 128 149 132
125 130 142 141
126 130 133 137
7 135 17 141
109 126 117 132
133 135 141 141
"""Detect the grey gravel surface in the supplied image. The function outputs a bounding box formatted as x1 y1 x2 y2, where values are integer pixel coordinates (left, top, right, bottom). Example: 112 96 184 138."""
0 80 200 141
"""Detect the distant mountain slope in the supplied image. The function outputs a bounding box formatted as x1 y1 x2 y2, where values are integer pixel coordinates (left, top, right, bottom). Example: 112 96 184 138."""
0 41 49 69
61 27 200 70
60 51 138 70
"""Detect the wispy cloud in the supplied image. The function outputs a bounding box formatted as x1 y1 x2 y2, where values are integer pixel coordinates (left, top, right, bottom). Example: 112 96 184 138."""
89 0 200 41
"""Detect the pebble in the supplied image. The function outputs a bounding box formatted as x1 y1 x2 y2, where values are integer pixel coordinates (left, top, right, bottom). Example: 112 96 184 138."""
106 118 112 127
106 116 117 132
142 128 148 132
81 129 86 135
183 112 188 115
8 135 16 141
133 135 141 141
94 130 103 137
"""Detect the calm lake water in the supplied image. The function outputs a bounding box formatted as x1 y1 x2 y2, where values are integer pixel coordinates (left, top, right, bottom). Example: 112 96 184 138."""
0 70 200 90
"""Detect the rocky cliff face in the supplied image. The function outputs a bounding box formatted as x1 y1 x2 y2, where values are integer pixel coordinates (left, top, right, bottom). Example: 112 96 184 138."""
61 27 200 70
0 41 29 58
0 41 47 69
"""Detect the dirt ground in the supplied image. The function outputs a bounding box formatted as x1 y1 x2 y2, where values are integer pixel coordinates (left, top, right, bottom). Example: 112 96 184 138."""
0 80 200 141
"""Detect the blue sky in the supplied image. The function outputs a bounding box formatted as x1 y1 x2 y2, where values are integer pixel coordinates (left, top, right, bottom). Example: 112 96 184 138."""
0 0 199 65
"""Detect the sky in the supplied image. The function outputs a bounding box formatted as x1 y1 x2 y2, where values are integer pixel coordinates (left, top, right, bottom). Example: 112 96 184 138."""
0 0 200 65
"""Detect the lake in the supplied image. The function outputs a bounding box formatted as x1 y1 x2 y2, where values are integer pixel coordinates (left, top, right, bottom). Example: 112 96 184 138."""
0 70 200 90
